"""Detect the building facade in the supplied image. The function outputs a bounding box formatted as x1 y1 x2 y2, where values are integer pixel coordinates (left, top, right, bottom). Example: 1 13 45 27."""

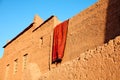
0 0 120 80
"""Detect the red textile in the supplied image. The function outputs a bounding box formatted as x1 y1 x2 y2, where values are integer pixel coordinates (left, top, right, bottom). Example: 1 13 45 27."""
52 20 69 63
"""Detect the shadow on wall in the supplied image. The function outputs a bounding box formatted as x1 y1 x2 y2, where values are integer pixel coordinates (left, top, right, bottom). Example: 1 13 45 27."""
105 0 120 43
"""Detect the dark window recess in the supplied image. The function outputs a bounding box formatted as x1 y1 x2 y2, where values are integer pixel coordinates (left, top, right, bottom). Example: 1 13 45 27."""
14 59 18 74
40 37 43 45
23 54 28 70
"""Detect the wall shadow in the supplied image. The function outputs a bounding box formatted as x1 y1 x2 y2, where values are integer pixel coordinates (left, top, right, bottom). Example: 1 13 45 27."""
105 0 120 43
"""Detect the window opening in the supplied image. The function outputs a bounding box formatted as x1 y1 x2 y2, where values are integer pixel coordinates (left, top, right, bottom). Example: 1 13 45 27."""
14 59 18 74
23 54 28 70
5 64 10 80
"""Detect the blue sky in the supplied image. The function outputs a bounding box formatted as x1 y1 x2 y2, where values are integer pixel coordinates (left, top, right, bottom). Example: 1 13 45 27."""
0 0 97 58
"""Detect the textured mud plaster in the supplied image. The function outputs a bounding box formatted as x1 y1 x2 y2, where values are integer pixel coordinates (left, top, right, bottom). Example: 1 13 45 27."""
39 36 120 80
23 63 41 80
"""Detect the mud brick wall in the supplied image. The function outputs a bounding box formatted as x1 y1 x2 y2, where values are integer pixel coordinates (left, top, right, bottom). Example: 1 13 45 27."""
0 16 60 80
0 0 120 80
39 35 120 80
62 0 120 63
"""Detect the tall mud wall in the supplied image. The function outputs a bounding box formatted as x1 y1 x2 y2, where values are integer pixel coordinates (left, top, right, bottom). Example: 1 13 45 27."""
62 0 120 63
39 36 120 80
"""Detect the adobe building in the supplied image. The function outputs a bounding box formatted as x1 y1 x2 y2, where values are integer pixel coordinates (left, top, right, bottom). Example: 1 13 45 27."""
0 0 120 80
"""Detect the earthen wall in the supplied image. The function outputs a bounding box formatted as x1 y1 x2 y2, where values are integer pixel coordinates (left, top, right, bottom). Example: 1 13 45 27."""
62 0 120 63
0 16 60 80
0 0 120 80
39 35 120 80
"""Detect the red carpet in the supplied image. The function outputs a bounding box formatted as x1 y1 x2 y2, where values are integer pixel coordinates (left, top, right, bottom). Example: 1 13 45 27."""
52 20 69 63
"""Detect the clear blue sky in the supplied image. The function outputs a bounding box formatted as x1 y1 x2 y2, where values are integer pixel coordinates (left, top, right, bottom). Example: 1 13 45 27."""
0 0 97 58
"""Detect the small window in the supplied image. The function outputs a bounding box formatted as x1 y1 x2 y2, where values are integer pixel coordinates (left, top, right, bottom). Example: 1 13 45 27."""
23 54 28 70
14 59 18 74
39 37 43 48
7 64 10 67
40 37 43 45
5 64 10 80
